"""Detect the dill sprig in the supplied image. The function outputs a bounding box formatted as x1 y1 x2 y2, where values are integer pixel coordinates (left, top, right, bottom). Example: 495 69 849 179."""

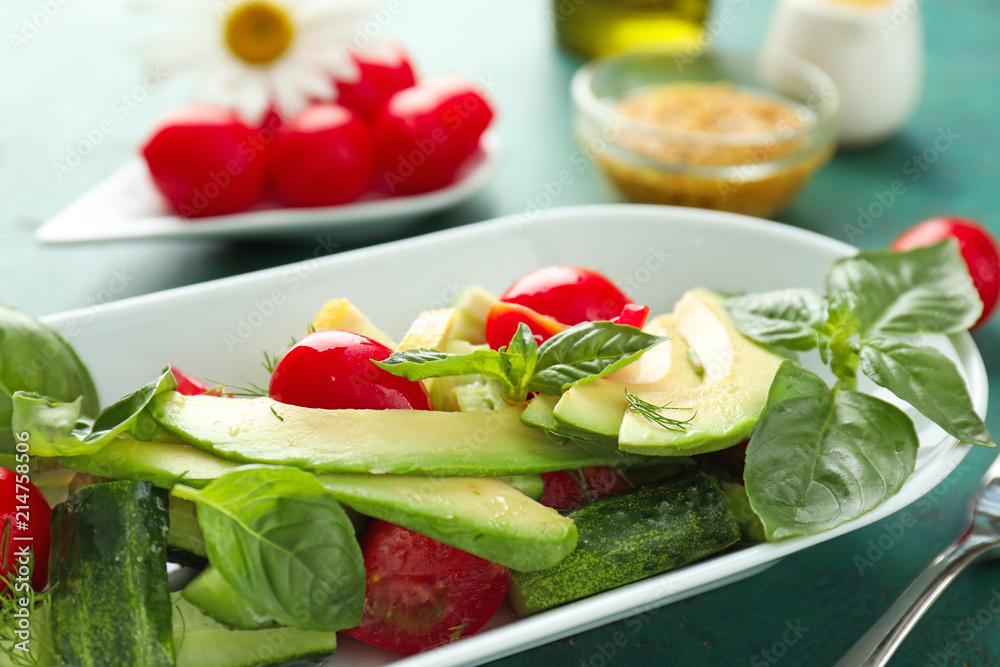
625 390 696 432
0 522 57 666
204 379 268 398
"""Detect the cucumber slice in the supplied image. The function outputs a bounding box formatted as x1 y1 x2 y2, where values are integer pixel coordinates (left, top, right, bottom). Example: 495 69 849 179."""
49 481 174 666
509 470 740 615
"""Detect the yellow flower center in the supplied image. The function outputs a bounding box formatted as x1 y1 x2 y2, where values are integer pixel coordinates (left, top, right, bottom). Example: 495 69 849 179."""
225 1 294 66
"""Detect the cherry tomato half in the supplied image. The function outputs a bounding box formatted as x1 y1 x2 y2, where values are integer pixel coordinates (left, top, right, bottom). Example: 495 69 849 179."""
539 467 635 513
335 44 417 121
890 216 1000 328
268 330 431 410
141 105 268 218
500 266 633 326
374 76 494 195
343 520 510 653
0 467 51 593
269 104 376 208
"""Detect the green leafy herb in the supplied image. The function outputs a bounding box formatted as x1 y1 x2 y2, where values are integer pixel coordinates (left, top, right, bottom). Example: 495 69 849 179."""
744 360 919 540
172 468 365 633
375 322 668 402
729 241 990 540
11 368 176 457
825 241 981 337
0 522 56 666
372 347 525 399
725 288 828 351
859 338 994 447
526 323 669 395
448 621 470 642
205 379 267 398
624 390 695 432
0 303 100 455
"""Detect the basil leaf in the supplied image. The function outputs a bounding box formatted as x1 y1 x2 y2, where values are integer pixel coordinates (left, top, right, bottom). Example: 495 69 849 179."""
0 303 100 454
506 323 539 380
527 322 669 396
826 241 982 337
725 288 828 351
859 338 994 448
172 468 364 632
373 348 520 397
12 368 176 457
745 360 918 540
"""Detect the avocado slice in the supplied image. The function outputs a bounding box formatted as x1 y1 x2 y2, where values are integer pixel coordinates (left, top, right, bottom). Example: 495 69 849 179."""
551 313 702 441
617 289 784 455
448 284 497 345
63 437 576 571
182 566 275 630
148 393 638 476
171 593 337 667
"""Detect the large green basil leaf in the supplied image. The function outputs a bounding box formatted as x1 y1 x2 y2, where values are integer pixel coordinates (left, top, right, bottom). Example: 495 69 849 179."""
745 360 919 540
373 348 522 397
859 338 994 448
725 288 828 351
527 323 669 396
0 304 100 453
12 368 175 457
172 468 364 633
825 241 981 338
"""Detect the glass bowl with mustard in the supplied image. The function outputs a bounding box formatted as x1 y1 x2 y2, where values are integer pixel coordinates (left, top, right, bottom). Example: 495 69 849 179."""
571 48 840 218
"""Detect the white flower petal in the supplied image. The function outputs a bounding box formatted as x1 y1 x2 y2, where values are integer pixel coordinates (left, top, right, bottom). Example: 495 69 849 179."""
131 0 375 121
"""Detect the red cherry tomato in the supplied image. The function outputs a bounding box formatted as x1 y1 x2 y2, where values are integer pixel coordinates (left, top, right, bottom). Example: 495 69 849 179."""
484 302 567 350
0 467 51 593
171 367 226 397
539 467 635 513
268 330 431 410
141 105 268 218
343 520 509 653
890 217 1000 328
269 104 376 207
374 77 494 195
335 45 417 121
500 266 634 326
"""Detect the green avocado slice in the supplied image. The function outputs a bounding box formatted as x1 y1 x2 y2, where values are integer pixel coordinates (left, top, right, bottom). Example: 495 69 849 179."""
618 289 784 455
148 393 637 476
63 437 576 571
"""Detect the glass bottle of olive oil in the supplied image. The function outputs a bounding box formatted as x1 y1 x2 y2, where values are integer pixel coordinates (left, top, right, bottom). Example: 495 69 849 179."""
553 0 710 58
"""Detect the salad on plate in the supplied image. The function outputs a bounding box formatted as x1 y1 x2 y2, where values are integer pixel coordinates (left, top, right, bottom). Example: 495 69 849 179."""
0 236 993 667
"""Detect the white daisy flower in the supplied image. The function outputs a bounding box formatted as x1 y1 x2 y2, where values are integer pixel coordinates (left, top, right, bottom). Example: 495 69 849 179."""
135 0 394 123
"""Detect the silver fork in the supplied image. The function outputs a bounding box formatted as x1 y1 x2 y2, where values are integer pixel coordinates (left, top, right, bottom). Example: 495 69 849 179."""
835 453 1000 667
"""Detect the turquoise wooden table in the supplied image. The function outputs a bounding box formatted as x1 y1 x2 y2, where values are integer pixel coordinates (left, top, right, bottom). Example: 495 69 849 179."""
2 0 998 665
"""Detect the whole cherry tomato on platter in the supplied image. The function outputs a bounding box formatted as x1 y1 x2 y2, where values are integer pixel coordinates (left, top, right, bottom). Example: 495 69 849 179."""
270 104 376 207
335 44 417 121
142 105 268 218
374 76 494 195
